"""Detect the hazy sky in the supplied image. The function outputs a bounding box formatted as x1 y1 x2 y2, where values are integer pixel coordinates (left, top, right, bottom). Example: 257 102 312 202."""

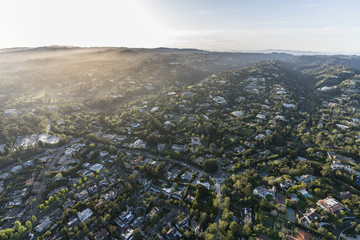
1 0 360 53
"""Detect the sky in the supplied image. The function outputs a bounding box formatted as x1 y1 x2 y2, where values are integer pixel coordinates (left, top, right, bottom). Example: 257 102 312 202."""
1 0 360 53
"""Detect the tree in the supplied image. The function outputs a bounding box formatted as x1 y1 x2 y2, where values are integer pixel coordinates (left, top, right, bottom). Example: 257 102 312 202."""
1 233 8 240
18 226 26 234
199 212 208 225
243 224 252 236
213 193 221 209
146 134 158 147
132 228 142 240
25 220 32 229
150 214 159 224
32 215 37 223
109 225 116 234
355 224 360 233
14 221 21 231
203 158 218 173
5 229 14 238
229 221 239 235
184 230 193 239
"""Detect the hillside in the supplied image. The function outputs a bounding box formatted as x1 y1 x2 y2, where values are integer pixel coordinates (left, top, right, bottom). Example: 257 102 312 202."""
0 48 360 240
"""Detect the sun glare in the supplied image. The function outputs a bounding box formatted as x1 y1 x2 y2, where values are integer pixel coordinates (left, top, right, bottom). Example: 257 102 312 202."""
0 0 173 48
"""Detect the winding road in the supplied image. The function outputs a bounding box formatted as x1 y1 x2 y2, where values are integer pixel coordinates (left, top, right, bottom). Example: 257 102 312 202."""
333 220 360 240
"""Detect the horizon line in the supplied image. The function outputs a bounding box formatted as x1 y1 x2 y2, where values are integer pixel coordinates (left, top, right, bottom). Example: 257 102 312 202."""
1 45 360 56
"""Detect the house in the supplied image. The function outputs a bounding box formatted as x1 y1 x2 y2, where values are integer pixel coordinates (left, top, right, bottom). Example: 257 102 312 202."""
13 134 38 149
3 207 21 220
131 139 146 149
63 199 76 208
196 180 210 189
103 190 115 202
298 187 311 198
295 175 316 184
67 217 79 228
132 215 148 229
165 227 182 240
172 144 188 153
172 190 184 200
88 185 98 195
77 208 93 222
4 109 17 115
303 208 322 223
99 151 109 158
275 115 286 121
190 137 201 147
121 229 133 240
11 165 22 173
253 186 276 199
119 209 135 226
327 151 355 163
176 215 190 230
283 103 296 108
182 91 194 98
280 179 295 189
149 206 162 217
212 96 227 105
35 217 52 233
255 134 265 140
99 178 109 187
38 134 60 145
90 163 104 172
330 161 352 172
317 196 345 213
295 156 307 161
181 171 193 182
162 187 173 197
231 111 244 117
256 114 266 120
74 189 89 202
94 229 110 240
339 191 352 200
290 194 299 205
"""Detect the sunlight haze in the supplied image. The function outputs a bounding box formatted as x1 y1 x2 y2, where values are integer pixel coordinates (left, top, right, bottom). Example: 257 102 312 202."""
1 0 360 53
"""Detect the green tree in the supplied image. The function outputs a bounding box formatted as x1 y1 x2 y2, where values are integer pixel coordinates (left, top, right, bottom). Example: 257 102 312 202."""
109 225 116 234
150 214 159 224
355 224 360 233
25 220 32 229
18 226 26 234
229 221 239 235
14 221 21 231
203 158 218 173
132 228 142 240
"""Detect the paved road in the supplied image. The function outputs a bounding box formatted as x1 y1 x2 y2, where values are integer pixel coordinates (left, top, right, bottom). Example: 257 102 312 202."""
32 139 79 216
118 147 231 179
145 206 182 239
333 220 360 240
